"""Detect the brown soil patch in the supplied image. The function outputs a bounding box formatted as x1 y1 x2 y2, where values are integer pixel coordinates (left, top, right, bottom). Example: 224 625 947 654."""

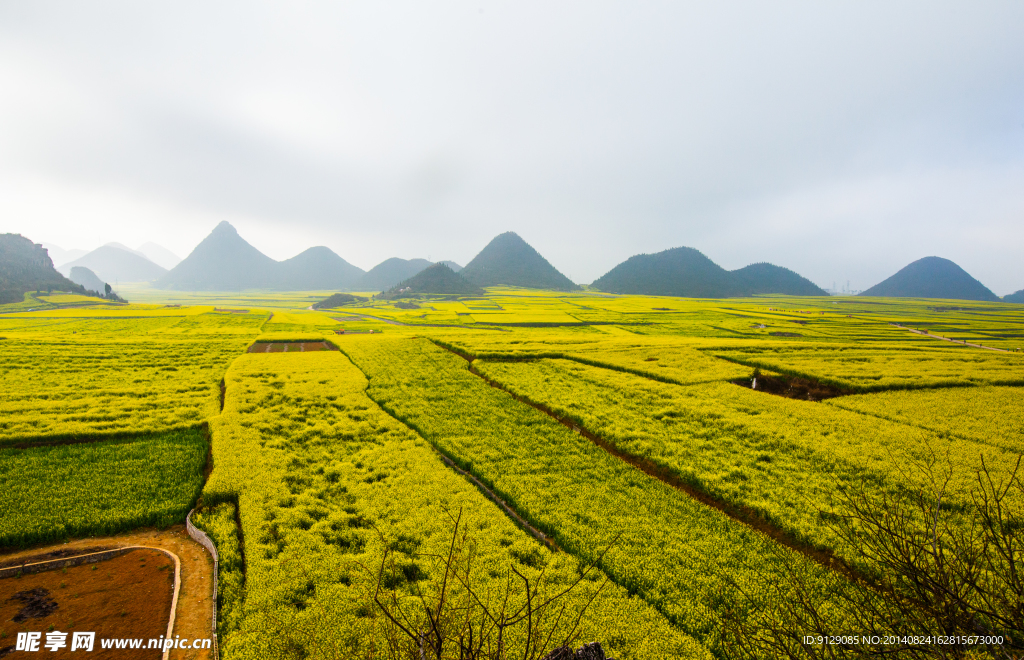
731 374 847 401
0 527 214 660
247 341 337 353
0 549 172 659
769 331 802 337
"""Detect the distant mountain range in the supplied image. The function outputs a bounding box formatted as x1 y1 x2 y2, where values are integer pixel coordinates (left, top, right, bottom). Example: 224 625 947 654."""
46 242 181 277
23 223 1018 302
158 222 286 290
158 222 583 292
278 246 365 290
155 222 466 291
385 263 483 298
859 257 1000 302
358 258 433 292
41 243 87 267
0 234 91 303
60 245 168 283
461 232 578 291
136 243 182 270
591 246 827 297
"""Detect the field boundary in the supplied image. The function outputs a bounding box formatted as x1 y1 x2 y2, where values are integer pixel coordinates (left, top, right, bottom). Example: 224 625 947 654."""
2 423 208 450
428 338 731 388
434 452 558 551
432 342 857 580
705 351 1024 393
0 546 132 578
339 311 495 329
186 509 220 660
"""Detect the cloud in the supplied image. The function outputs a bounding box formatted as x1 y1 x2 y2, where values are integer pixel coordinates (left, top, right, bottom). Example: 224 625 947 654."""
1 1 1022 290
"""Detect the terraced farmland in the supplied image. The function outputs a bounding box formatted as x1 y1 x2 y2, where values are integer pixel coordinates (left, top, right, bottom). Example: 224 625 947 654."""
1 291 1021 660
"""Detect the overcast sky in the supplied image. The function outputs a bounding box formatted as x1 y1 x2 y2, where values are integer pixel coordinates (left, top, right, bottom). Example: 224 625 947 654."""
1 2 1022 293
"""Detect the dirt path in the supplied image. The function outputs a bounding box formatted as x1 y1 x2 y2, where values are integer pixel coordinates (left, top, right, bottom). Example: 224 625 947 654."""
1 526 216 660
889 322 1012 353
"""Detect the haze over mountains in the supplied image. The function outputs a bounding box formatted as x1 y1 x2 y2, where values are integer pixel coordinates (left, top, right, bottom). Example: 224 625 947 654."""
277 246 365 291
45 242 181 282
41 243 87 267
385 263 484 297
155 222 463 292
13 222 1020 302
68 266 107 295
60 245 168 283
359 258 434 292
136 243 182 270
0 234 90 303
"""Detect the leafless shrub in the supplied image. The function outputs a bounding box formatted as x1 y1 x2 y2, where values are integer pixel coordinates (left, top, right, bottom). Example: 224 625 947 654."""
722 454 1023 659
372 508 616 660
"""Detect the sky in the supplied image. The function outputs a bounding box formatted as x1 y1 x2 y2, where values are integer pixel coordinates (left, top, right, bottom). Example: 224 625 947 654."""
1 2 1023 293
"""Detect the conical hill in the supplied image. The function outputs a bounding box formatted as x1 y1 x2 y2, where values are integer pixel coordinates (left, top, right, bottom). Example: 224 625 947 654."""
386 263 483 297
461 232 577 291
860 257 999 301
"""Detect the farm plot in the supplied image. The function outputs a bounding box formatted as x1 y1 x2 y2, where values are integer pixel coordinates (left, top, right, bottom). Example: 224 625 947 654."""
200 350 704 660
0 336 249 443
0 429 208 548
246 341 337 353
826 385 1024 453
0 548 176 657
471 358 1023 567
338 337 848 654
433 333 750 385
707 343 1024 392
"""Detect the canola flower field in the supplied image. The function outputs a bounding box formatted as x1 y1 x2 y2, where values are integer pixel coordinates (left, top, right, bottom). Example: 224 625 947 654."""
0 288 1022 659
201 349 704 659
469 357 1021 565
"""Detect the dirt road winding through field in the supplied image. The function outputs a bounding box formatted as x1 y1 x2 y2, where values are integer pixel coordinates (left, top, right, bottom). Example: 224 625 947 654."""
889 322 1012 353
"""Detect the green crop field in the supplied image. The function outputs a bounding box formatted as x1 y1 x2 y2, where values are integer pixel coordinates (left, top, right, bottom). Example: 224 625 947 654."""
0 428 208 547
1 288 1021 659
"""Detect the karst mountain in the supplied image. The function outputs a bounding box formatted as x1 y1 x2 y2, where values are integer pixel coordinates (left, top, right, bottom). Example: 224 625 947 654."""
0 233 91 303
461 232 578 291
385 263 484 297
60 244 167 283
591 246 827 297
859 257 999 301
